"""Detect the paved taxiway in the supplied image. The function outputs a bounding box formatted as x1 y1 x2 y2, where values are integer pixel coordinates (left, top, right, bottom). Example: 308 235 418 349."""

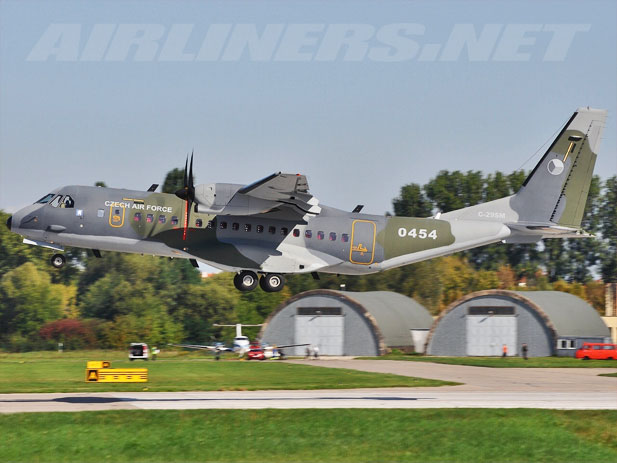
1 359 615 413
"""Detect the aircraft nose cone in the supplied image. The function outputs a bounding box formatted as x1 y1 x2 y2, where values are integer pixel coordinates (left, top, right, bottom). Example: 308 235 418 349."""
6 215 11 231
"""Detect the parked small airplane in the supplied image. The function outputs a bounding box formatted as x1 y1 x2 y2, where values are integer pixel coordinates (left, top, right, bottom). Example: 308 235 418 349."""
171 323 307 358
168 341 232 354
214 323 261 355
6 108 607 292
169 323 259 356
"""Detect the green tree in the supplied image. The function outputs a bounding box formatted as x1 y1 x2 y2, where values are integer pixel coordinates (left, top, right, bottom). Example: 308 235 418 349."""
162 167 192 194
0 211 50 276
600 176 617 282
392 183 433 217
173 274 240 343
0 263 65 346
566 175 603 282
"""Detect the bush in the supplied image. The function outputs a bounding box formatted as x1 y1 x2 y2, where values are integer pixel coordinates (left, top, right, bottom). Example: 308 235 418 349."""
38 319 97 350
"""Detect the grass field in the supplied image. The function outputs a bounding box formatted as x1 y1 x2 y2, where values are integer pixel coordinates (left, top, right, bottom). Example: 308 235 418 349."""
0 350 454 393
1 408 616 462
359 354 617 368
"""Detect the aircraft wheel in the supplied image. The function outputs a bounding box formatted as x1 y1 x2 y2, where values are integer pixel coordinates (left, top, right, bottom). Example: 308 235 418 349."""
50 254 66 269
260 273 285 292
234 271 259 292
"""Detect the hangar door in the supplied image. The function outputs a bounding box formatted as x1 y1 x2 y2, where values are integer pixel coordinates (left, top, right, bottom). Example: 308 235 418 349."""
295 307 344 355
466 307 516 356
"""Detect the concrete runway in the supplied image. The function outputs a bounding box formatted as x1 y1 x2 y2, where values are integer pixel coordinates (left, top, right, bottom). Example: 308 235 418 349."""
1 359 615 413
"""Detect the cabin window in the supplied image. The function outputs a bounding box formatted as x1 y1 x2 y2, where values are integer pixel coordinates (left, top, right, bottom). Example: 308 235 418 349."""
62 195 74 208
171 216 179 225
146 214 154 223
76 209 83 217
341 233 349 243
305 230 312 239
317 231 324 240
220 221 227 230
256 225 264 233
293 229 300 237
36 193 55 204
281 227 289 236
195 218 203 227
49 195 63 207
134 213 142 222
158 215 166 224
269 226 276 234
232 222 239 231
97 209 104 218
329 232 337 241
244 224 252 232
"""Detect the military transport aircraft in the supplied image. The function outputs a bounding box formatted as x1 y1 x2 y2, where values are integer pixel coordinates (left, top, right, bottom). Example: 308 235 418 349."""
6 108 607 292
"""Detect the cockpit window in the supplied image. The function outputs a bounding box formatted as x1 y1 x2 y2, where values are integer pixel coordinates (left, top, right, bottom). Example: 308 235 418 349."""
61 195 74 208
35 193 55 204
49 195 63 207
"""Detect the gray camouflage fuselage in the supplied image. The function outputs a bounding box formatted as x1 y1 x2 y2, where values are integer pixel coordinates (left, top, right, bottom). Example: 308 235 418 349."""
7 108 607 278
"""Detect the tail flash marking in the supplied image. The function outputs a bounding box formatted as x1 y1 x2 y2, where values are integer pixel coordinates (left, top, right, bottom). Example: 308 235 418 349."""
563 142 575 161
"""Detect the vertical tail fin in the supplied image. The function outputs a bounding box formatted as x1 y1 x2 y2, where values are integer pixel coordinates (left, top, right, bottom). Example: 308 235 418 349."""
511 107 607 228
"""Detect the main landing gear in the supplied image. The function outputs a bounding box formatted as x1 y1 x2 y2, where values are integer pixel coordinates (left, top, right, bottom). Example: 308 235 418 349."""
234 270 285 293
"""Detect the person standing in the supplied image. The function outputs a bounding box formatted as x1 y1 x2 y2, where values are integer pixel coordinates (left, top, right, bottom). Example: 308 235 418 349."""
502 344 508 358
313 345 319 359
152 346 160 361
521 343 528 360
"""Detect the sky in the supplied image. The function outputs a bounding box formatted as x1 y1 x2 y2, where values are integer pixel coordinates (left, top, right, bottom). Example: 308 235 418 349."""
1 0 616 220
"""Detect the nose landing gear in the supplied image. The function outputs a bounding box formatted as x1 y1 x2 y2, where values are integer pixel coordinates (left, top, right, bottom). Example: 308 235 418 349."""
50 253 66 269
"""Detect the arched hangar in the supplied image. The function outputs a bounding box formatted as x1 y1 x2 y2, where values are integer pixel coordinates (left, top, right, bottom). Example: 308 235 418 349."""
260 290 433 356
426 290 610 357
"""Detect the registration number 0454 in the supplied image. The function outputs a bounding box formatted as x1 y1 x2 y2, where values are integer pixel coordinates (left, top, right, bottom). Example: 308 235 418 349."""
397 228 438 239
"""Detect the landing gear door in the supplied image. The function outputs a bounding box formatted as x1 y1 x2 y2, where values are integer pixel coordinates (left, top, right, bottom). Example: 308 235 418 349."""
350 220 376 265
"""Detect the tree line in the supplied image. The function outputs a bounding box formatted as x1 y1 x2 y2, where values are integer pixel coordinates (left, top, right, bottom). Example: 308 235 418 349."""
0 169 615 351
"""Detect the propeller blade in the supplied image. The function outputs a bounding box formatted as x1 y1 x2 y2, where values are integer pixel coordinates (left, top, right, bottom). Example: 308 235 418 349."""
189 151 194 191
175 152 196 241
175 154 192 201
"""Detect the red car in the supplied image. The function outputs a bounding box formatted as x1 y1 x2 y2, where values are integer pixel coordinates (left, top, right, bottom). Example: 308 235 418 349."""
246 345 266 360
575 343 617 360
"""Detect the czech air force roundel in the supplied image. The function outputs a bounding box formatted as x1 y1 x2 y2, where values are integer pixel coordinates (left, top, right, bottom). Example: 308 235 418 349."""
547 158 565 175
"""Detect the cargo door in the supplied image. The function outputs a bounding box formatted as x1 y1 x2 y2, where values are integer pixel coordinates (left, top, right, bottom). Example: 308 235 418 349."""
350 220 376 265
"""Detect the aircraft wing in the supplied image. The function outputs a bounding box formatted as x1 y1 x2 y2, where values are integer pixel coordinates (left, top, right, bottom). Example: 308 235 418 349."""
272 343 310 349
506 223 594 239
168 343 232 351
196 173 321 218
238 172 309 200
